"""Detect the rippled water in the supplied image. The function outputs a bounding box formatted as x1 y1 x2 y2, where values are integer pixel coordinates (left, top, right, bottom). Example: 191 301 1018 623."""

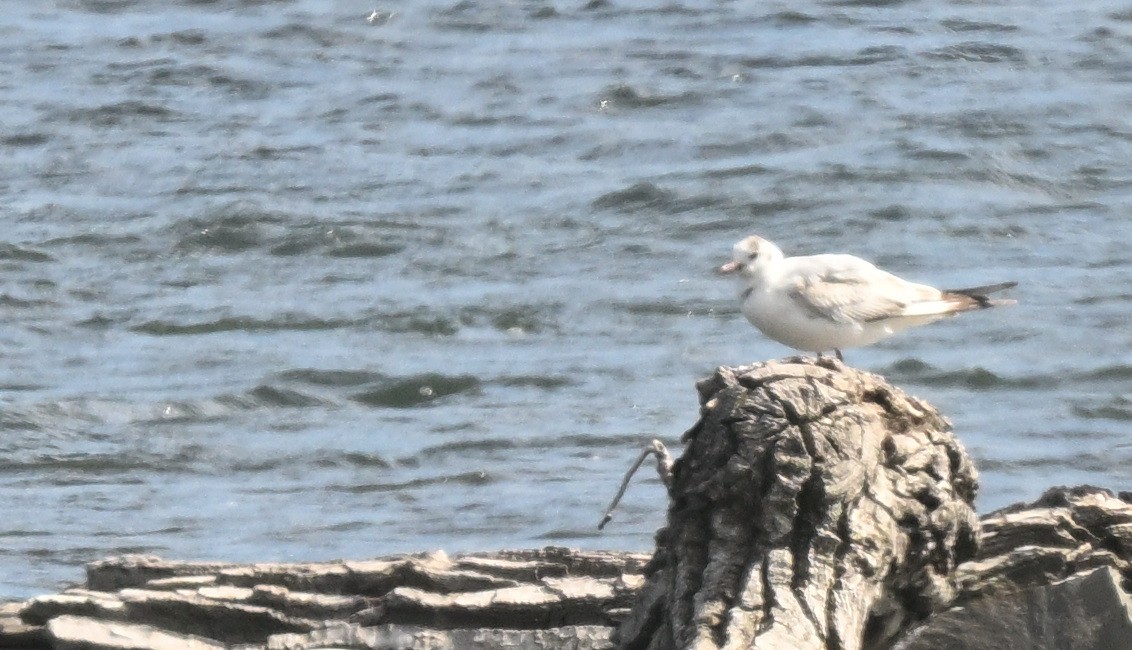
1 0 1130 597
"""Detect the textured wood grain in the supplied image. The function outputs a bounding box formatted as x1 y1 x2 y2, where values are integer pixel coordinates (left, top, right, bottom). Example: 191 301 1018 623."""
616 357 979 650
4 362 1130 650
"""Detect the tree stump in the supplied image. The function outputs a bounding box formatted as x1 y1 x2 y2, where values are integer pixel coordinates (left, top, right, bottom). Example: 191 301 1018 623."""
616 358 980 650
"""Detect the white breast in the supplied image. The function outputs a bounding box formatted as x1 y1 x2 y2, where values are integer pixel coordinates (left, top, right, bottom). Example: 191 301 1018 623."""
740 286 897 352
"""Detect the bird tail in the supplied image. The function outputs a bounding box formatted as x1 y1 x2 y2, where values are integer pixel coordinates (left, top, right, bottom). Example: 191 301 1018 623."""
942 281 1018 309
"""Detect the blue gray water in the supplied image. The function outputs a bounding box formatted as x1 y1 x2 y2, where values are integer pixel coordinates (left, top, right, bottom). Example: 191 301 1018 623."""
1 0 1130 598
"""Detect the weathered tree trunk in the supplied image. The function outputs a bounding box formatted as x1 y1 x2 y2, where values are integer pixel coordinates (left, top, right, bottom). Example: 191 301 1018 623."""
897 485 1132 649
6 360 1130 650
616 358 980 650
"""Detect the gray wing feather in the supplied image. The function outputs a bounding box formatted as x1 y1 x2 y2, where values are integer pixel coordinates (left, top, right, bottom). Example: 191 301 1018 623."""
785 261 940 324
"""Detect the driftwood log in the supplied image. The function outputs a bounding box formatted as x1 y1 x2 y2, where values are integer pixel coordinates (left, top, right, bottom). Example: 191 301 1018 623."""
616 358 979 650
2 359 1129 650
2 548 648 649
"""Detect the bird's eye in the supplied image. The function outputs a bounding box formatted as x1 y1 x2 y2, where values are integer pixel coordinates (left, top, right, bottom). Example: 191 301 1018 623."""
747 251 759 261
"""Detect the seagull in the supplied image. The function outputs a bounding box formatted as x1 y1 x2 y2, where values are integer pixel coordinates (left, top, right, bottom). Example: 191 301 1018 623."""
718 235 1016 360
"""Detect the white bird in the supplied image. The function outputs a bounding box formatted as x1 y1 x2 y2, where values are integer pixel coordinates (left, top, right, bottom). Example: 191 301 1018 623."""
718 235 1016 359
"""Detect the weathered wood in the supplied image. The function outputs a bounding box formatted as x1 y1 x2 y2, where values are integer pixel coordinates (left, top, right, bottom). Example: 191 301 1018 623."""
21 591 126 626
616 358 980 650
370 574 642 629
85 557 239 593
83 548 649 596
115 588 322 643
893 485 1132 649
5 547 649 649
600 440 675 530
266 622 616 650
958 485 1132 600
894 566 1132 650
45 615 225 650
3 362 1129 650
0 600 46 648
249 584 369 620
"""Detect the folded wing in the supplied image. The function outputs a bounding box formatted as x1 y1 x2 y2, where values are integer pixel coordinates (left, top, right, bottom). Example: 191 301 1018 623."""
783 256 964 325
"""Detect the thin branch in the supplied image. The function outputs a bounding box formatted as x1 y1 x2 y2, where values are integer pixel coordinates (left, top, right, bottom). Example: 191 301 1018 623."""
598 439 673 530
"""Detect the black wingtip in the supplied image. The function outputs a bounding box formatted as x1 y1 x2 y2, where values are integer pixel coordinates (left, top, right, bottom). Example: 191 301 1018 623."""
944 281 1017 296
943 281 1018 308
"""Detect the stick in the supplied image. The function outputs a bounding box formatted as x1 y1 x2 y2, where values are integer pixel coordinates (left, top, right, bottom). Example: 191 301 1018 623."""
597 439 673 530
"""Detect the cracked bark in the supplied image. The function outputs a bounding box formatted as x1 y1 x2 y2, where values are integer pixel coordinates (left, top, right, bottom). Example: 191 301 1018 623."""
616 358 979 650
5 358 1132 650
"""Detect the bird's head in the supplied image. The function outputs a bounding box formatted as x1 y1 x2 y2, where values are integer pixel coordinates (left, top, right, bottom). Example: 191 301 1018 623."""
717 235 782 277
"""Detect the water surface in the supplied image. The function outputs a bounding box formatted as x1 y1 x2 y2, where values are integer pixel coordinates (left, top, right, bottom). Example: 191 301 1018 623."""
1 0 1130 597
